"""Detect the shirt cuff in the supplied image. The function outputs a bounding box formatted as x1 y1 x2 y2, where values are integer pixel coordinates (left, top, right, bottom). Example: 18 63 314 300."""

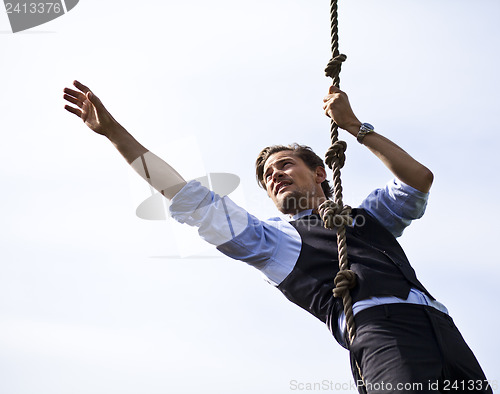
169 180 249 246
169 180 212 225
359 178 429 238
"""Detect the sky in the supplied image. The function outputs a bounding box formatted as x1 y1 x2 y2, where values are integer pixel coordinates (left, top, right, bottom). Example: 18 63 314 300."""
1 0 499 393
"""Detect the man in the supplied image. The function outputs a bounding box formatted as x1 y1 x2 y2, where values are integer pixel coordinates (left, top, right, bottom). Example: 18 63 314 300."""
64 81 492 393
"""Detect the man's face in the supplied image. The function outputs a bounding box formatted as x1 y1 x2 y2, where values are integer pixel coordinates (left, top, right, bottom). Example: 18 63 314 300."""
262 150 326 215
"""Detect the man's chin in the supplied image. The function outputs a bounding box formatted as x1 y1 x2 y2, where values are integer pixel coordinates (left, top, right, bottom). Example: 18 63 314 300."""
276 191 304 215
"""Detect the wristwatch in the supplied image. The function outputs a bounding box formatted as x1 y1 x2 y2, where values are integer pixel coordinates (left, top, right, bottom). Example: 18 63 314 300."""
356 123 375 143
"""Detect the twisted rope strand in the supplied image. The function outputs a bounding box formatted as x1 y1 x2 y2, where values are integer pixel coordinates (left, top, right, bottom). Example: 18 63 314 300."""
319 0 357 346
320 2 367 387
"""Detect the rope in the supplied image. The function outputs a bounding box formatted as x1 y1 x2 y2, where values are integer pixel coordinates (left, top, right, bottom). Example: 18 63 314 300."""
317 0 357 345
319 2 367 388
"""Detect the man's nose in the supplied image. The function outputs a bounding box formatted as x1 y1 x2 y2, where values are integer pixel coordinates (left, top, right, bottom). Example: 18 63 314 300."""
272 170 285 182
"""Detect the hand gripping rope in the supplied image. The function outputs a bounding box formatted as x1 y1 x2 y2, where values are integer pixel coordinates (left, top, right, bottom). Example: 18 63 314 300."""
317 0 357 346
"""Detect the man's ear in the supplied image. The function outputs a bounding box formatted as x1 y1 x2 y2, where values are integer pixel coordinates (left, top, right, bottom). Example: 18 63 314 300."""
315 166 327 184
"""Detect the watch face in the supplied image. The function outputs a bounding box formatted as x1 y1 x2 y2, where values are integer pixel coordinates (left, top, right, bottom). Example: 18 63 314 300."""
357 123 374 143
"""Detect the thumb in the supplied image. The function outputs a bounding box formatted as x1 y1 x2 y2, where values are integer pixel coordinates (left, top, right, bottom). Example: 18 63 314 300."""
86 91 102 108
329 85 340 94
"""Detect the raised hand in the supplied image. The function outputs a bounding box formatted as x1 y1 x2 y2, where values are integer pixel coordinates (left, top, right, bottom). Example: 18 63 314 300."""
323 86 361 136
63 80 118 137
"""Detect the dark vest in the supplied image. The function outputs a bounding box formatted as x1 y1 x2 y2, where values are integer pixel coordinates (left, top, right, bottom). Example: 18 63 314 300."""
277 208 432 344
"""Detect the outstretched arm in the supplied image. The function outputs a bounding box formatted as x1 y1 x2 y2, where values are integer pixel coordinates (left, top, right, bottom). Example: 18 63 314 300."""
323 86 434 193
63 81 186 199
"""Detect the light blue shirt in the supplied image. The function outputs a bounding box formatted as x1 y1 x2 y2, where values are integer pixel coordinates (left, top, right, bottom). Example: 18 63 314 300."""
170 178 447 344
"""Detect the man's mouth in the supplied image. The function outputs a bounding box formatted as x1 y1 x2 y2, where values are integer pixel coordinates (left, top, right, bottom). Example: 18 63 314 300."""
275 181 293 195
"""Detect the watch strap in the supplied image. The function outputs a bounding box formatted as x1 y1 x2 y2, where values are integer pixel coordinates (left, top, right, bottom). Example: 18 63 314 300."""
357 123 375 143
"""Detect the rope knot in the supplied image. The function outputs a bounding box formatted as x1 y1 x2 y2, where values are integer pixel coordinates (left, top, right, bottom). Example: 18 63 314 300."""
318 200 353 229
325 140 347 169
333 269 357 299
325 54 347 79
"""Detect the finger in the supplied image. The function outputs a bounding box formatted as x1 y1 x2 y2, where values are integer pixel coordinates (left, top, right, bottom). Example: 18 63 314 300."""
324 93 339 102
64 105 83 118
63 87 86 101
323 97 334 108
63 94 84 108
74 80 91 94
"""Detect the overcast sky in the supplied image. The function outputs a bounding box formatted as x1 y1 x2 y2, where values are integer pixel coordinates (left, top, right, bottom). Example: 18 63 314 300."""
1 1 499 393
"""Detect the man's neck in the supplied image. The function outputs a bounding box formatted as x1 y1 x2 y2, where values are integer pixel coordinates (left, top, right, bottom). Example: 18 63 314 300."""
288 197 326 218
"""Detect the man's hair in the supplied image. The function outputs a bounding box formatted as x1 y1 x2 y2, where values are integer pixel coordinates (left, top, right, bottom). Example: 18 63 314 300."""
255 143 333 199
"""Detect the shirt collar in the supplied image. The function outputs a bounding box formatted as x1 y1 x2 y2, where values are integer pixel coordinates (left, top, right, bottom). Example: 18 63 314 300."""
291 209 314 221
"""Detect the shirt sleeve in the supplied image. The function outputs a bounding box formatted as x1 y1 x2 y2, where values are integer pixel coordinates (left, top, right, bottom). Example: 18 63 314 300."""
359 178 429 238
169 180 301 285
